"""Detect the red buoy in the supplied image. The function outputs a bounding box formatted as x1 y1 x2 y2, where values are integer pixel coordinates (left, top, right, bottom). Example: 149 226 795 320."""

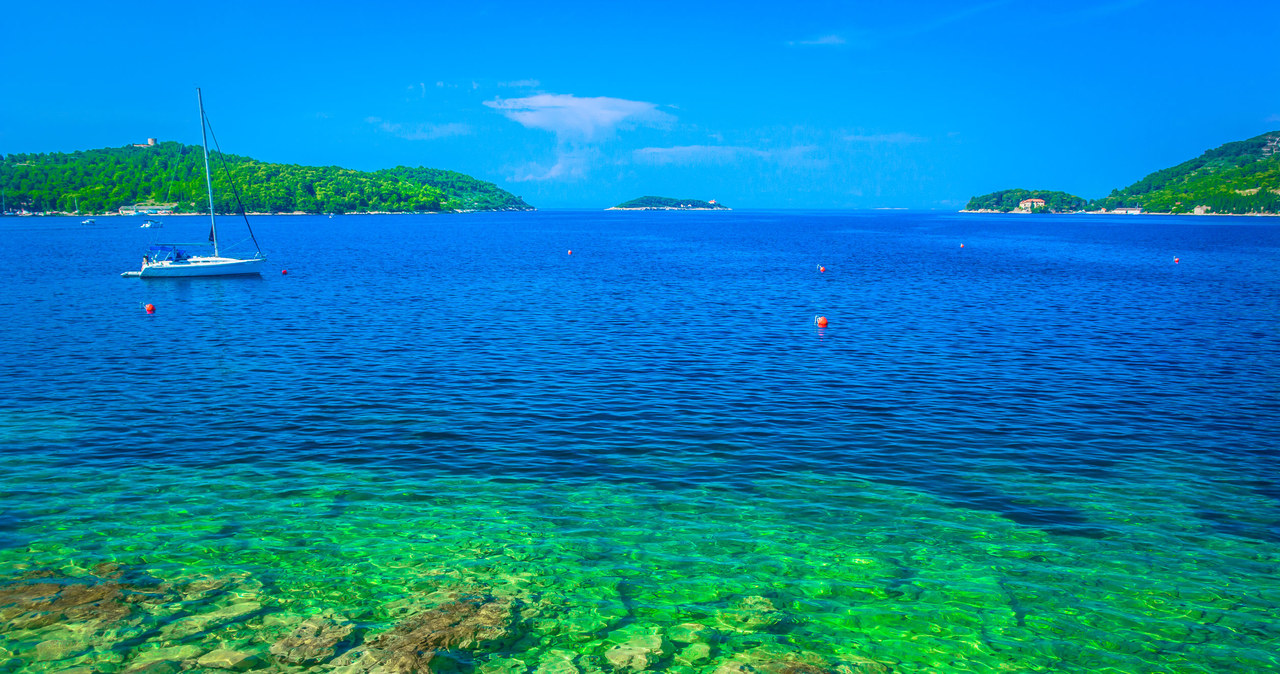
814 315 828 328
819 266 826 273
281 269 288 275
568 250 573 255
1174 257 1180 264
144 303 155 314
960 243 965 248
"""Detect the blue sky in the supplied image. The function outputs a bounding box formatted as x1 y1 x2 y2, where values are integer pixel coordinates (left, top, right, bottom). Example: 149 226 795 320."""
3 0 1278 209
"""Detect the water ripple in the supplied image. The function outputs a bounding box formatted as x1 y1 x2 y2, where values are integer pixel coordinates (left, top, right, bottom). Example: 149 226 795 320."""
1 212 1278 671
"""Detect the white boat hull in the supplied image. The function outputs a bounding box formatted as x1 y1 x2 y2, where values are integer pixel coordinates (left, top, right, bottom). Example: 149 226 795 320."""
134 256 265 277
120 90 268 279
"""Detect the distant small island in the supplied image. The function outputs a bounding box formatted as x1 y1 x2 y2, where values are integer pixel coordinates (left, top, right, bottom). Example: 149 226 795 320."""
607 196 730 211
964 189 1088 214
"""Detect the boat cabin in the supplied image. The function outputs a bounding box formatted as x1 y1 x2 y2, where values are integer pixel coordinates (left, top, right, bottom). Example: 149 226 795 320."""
145 244 200 263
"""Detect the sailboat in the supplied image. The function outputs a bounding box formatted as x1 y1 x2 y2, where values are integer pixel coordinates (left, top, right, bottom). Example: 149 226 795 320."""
76 197 95 225
122 88 265 278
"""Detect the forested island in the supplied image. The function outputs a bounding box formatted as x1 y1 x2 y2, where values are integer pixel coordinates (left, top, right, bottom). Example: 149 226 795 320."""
964 189 1087 213
607 196 729 210
966 130 1280 215
0 142 533 215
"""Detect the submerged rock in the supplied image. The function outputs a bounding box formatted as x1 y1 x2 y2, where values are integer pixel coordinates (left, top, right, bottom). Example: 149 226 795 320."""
91 562 124 579
0 564 200 636
479 655 532 674
128 644 205 665
159 600 263 640
667 622 716 644
604 635 672 672
122 660 183 674
714 596 787 633
534 649 581 674
330 595 520 674
676 642 714 666
374 595 519 651
775 663 836 674
721 649 887 674
196 648 266 671
835 661 893 674
1 579 134 632
35 638 86 662
269 612 355 665
330 646 436 674
713 662 758 674
0 566 276 672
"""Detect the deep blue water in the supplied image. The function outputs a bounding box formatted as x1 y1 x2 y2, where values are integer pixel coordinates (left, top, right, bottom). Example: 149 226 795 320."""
1 210 1278 672
5 211 1276 507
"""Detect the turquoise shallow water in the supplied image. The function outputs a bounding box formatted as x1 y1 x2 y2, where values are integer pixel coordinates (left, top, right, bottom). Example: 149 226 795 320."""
1 211 1278 672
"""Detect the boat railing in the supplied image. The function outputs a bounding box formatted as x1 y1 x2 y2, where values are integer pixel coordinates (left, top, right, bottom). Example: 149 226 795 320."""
147 243 210 262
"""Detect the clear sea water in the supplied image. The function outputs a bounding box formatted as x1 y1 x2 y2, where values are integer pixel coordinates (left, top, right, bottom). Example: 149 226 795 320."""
1 210 1277 673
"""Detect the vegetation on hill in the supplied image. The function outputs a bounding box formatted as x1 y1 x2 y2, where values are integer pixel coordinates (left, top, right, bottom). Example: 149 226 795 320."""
966 131 1280 215
1090 131 1280 214
612 196 728 209
965 189 1087 213
0 142 533 214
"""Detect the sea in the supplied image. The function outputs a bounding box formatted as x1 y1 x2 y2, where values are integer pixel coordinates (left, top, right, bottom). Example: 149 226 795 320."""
0 210 1277 673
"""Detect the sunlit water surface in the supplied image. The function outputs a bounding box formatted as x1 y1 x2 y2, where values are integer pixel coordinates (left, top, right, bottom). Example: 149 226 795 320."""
1 211 1277 673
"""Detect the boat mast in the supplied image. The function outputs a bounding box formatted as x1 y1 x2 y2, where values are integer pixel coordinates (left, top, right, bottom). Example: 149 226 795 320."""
197 88 219 256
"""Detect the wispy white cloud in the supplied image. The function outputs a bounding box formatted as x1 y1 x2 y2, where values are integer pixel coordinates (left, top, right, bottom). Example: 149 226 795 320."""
499 79 541 88
510 149 600 183
485 93 672 142
1266 113 1280 123
788 34 847 47
844 132 927 144
487 93 675 181
366 117 472 140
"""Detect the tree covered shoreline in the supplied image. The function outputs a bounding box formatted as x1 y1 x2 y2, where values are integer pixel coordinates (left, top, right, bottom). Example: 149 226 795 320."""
963 189 1087 213
966 131 1280 215
0 142 533 215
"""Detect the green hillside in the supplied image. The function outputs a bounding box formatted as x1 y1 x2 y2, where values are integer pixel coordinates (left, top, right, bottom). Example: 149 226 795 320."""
966 131 1280 215
0 142 533 214
612 196 729 210
1091 131 1280 214
965 189 1087 213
